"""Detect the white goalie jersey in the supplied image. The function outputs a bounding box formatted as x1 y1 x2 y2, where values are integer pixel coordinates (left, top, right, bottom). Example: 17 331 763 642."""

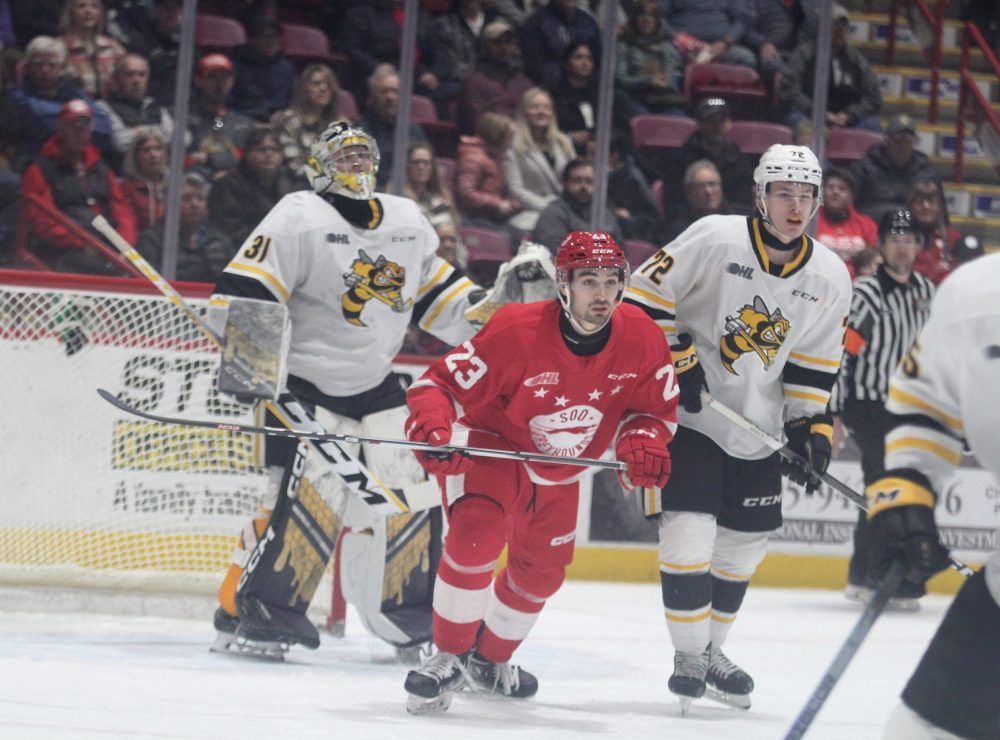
211 191 478 397
626 215 852 459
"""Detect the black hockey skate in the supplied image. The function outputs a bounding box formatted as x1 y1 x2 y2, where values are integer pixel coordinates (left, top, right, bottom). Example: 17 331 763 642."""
465 652 539 698
405 651 469 715
668 649 709 715
705 644 753 709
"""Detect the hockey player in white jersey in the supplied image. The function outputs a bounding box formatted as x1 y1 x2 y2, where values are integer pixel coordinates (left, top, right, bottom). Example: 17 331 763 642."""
626 144 852 712
208 122 493 659
863 253 1000 739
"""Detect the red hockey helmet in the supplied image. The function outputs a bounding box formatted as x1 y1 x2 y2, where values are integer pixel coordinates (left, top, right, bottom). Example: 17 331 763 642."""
555 231 629 328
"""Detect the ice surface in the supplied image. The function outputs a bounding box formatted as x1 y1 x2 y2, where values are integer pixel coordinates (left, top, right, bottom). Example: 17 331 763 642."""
0 580 950 739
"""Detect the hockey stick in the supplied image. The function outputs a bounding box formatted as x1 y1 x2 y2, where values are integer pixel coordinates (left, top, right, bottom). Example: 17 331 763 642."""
782 560 906 740
97 388 627 472
91 215 422 516
702 393 975 578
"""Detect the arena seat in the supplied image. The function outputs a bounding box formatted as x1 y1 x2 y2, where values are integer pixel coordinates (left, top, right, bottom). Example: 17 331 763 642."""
728 121 793 156
194 14 246 52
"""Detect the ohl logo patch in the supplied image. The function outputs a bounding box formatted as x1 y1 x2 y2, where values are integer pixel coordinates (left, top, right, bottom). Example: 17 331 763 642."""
719 295 790 374
341 249 413 327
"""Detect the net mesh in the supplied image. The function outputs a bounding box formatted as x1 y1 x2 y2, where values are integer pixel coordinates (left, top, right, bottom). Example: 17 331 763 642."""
0 277 267 595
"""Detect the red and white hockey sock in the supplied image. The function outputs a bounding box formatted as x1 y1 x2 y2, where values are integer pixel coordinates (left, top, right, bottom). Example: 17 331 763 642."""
476 567 548 664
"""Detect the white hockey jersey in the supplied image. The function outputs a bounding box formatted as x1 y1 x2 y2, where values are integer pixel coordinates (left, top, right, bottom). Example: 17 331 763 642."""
627 215 852 459
212 191 478 396
883 252 1000 491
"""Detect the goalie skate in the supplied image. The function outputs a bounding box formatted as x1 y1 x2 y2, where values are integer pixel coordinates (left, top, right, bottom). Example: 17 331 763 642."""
209 607 288 661
404 651 468 715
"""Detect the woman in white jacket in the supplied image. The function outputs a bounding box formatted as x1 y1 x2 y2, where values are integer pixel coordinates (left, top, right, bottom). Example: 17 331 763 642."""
502 87 574 234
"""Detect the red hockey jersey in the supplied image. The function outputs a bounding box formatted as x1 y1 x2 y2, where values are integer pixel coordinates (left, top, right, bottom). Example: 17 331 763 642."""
407 300 679 484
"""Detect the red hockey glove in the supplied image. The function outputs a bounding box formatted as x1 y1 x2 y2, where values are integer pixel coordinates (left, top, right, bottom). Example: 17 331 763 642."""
615 421 671 489
405 404 472 476
669 333 707 413
781 413 833 494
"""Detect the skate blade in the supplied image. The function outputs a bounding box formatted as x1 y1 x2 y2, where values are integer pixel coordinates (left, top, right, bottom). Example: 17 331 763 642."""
704 687 751 710
210 630 288 662
677 696 694 716
406 691 453 715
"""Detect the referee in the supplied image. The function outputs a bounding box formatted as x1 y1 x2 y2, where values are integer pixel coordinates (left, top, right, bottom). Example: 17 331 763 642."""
830 209 935 610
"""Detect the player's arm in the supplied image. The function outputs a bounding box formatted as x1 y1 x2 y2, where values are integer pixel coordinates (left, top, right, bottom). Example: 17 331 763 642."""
411 214 478 346
780 277 851 492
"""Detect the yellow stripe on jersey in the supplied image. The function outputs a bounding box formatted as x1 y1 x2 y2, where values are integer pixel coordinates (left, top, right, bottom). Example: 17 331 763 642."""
665 608 711 623
420 277 475 330
626 286 675 310
659 560 711 572
417 262 452 299
886 437 963 466
788 351 842 368
888 386 963 432
224 263 289 302
784 387 829 405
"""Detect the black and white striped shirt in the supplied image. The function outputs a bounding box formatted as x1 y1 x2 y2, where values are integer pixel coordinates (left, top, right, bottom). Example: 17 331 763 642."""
833 266 935 406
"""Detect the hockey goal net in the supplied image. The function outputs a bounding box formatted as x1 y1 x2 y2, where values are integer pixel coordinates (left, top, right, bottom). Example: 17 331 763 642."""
0 270 280 610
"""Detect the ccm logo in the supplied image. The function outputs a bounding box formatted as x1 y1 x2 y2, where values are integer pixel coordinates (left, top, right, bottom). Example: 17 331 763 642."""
743 494 781 507
792 289 819 302
550 532 576 546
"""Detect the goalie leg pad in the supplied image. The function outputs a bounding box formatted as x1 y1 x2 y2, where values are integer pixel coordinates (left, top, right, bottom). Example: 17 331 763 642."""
658 511 716 655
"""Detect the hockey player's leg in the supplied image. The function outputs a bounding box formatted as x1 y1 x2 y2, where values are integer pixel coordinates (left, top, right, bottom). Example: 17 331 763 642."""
405 493 505 713
888 553 1000 739
658 510 716 712
704 526 768 709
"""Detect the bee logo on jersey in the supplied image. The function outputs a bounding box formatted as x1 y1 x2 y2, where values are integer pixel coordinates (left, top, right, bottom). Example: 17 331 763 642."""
719 295 790 374
341 249 414 327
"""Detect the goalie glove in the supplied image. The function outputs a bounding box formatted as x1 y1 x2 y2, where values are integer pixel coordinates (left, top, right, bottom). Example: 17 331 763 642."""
865 468 951 586
465 242 557 325
781 413 833 494
615 418 671 489
404 399 472 476
669 333 707 413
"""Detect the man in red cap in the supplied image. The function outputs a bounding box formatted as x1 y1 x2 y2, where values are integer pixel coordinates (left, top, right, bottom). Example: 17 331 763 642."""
20 98 137 274
186 53 254 182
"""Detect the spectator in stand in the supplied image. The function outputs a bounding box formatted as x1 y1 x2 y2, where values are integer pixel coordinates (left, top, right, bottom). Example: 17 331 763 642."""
0 48 18 256
672 97 754 215
455 110 520 240
533 158 622 253
95 53 174 171
853 113 938 224
456 18 532 134
519 0 601 89
358 64 426 190
21 98 135 274
607 131 667 245
230 17 297 122
815 166 878 280
741 0 816 86
402 140 460 226
780 3 882 132
659 0 757 68
665 159 738 241
186 53 255 183
7 36 113 168
271 64 344 183
503 87 574 234
432 0 501 115
434 218 468 268
907 177 984 284
57 0 124 100
137 172 234 283
109 0 181 107
550 41 598 156
207 126 298 248
490 0 542 27
337 0 442 107
616 1 685 116
120 126 167 233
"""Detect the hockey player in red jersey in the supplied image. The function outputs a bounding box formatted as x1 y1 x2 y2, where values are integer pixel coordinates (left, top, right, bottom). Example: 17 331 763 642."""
401 231 679 713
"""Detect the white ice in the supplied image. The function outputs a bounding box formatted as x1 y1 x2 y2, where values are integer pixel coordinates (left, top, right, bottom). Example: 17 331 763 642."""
0 581 950 740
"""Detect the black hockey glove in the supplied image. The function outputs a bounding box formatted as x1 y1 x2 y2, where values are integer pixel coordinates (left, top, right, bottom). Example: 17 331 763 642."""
865 469 951 587
669 333 707 413
781 413 833 494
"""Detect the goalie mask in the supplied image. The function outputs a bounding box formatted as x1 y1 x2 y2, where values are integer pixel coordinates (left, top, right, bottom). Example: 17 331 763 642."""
306 122 380 199
555 231 629 333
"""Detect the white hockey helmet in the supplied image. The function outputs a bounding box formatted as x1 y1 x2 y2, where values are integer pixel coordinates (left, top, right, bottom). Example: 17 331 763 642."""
306 122 380 199
753 144 823 200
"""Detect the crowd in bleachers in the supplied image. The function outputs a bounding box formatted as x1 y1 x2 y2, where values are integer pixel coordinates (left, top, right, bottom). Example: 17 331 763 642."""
0 0 992 297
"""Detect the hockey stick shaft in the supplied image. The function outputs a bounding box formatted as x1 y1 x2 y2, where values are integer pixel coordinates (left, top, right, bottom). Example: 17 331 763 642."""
97 388 626 472
703 393 975 578
91 216 413 516
782 560 906 740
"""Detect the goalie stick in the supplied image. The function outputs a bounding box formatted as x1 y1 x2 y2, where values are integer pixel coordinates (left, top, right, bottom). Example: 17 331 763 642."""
97 388 627 472
91 215 424 516
702 392 975 578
